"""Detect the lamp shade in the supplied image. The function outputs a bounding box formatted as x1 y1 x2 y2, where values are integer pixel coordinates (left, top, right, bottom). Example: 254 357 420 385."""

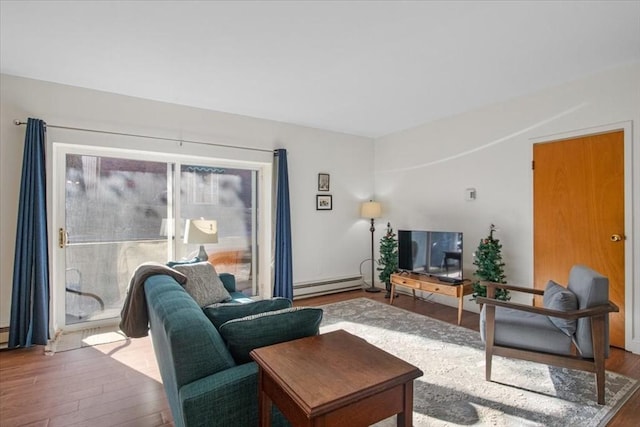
184 219 218 244
360 201 382 219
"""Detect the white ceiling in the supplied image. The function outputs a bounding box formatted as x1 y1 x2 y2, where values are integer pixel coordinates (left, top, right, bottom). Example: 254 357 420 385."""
1 1 639 138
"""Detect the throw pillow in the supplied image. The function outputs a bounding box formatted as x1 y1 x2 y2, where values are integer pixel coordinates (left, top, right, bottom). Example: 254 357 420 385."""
218 307 323 364
203 298 292 330
543 279 578 336
172 261 231 307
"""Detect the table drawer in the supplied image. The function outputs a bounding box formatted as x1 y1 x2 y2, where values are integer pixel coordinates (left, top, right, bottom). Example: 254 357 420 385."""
391 276 421 289
420 281 457 296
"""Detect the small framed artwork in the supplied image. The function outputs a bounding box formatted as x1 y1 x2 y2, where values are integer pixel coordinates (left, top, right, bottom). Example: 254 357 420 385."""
318 173 330 191
316 195 332 210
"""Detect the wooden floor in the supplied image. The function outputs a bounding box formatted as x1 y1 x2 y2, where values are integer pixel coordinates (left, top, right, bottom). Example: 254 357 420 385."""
1 289 639 426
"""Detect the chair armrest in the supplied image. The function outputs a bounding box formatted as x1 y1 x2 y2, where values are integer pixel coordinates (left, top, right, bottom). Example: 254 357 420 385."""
477 296 619 319
482 281 545 296
219 273 236 293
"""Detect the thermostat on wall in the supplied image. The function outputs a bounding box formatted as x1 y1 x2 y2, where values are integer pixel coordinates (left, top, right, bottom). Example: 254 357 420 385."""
465 188 476 201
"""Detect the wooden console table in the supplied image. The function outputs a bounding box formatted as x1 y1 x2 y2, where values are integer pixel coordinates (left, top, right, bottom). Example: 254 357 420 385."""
390 273 472 325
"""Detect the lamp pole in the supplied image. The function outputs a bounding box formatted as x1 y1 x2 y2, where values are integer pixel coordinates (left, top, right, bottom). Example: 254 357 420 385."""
365 217 381 293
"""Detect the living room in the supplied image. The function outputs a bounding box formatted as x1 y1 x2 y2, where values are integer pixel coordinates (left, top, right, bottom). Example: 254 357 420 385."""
1 1 639 426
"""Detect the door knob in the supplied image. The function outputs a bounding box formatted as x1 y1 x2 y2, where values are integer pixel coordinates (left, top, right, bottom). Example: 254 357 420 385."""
610 234 624 242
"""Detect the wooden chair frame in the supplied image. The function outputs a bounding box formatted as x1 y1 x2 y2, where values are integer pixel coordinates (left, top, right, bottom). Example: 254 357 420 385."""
477 281 619 405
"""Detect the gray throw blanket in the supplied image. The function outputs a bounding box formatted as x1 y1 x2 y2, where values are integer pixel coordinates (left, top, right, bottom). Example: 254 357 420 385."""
119 262 187 338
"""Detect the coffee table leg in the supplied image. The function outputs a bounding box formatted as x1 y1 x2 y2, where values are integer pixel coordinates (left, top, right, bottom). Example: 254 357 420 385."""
396 381 414 427
258 369 272 427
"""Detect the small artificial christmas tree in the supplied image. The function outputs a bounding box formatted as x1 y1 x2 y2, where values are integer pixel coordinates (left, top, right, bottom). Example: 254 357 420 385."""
472 224 510 301
378 222 399 298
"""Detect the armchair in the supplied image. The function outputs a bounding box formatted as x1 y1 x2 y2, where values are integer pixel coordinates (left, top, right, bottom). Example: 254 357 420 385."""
477 265 618 404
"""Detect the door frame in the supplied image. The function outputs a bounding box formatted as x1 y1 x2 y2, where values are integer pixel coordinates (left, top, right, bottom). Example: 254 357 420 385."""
530 121 637 353
51 142 272 333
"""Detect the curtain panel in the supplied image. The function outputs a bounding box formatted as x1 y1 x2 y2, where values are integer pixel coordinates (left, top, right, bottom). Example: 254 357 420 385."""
9 118 50 348
273 149 293 299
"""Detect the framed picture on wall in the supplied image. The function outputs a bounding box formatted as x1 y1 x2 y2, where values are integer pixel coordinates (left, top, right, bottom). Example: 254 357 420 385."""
318 173 330 191
316 195 332 210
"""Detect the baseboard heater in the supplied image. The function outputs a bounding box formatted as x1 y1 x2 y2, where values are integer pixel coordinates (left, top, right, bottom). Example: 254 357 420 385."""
293 275 363 299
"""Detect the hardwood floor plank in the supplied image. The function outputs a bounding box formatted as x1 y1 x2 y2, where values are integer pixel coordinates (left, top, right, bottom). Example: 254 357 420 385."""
114 413 167 427
1 400 78 426
18 420 49 427
78 379 164 410
48 393 167 427
0 384 103 412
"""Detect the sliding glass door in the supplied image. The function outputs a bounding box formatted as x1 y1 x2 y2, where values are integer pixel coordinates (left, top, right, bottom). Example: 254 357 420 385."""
54 145 260 330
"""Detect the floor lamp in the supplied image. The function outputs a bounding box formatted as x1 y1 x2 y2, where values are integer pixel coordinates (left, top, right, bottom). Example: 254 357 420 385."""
361 201 382 293
184 219 218 262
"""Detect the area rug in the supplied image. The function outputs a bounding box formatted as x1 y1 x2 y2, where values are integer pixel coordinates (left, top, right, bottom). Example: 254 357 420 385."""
45 325 128 353
319 298 638 427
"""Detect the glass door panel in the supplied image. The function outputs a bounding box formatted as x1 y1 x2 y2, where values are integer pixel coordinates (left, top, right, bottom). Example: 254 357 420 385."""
64 154 170 325
180 164 257 295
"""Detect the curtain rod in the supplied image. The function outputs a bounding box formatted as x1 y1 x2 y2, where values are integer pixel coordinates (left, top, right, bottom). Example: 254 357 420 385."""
13 120 275 154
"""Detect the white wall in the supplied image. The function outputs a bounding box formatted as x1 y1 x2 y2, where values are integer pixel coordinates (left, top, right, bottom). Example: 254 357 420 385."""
0 74 375 328
374 63 640 353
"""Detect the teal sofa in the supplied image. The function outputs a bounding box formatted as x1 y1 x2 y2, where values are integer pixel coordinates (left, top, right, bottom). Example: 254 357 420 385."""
219 272 253 303
144 272 292 427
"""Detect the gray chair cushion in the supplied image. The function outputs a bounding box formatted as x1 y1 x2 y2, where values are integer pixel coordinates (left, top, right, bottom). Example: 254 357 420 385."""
480 305 573 355
219 307 323 364
567 265 610 358
173 262 231 307
543 280 578 336
203 298 293 330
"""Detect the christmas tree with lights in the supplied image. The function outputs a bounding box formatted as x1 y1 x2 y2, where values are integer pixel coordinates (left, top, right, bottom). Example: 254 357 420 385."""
472 224 510 301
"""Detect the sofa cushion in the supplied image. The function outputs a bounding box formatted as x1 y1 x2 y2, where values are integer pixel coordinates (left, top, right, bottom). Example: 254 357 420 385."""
543 280 578 336
480 304 573 355
204 298 292 330
567 265 610 358
172 261 231 307
219 307 323 364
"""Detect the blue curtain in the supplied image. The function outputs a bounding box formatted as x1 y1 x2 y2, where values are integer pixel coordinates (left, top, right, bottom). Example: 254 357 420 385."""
273 149 293 299
9 118 50 348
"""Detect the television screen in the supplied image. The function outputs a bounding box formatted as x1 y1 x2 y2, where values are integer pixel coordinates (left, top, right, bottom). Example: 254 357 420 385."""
398 230 463 279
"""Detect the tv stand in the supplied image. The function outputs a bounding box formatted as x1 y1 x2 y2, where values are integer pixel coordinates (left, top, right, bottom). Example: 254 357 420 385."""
389 272 472 325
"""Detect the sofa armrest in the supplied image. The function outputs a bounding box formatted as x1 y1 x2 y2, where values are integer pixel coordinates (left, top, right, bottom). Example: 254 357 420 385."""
179 363 288 427
219 273 236 293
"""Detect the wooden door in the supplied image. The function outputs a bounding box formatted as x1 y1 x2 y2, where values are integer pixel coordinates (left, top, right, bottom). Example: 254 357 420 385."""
533 130 625 348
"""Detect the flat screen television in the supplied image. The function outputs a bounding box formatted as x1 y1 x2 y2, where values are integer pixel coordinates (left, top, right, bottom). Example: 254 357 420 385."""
397 230 463 281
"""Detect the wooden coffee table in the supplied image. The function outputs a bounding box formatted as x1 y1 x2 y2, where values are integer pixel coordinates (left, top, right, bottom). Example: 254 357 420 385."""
250 329 423 427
